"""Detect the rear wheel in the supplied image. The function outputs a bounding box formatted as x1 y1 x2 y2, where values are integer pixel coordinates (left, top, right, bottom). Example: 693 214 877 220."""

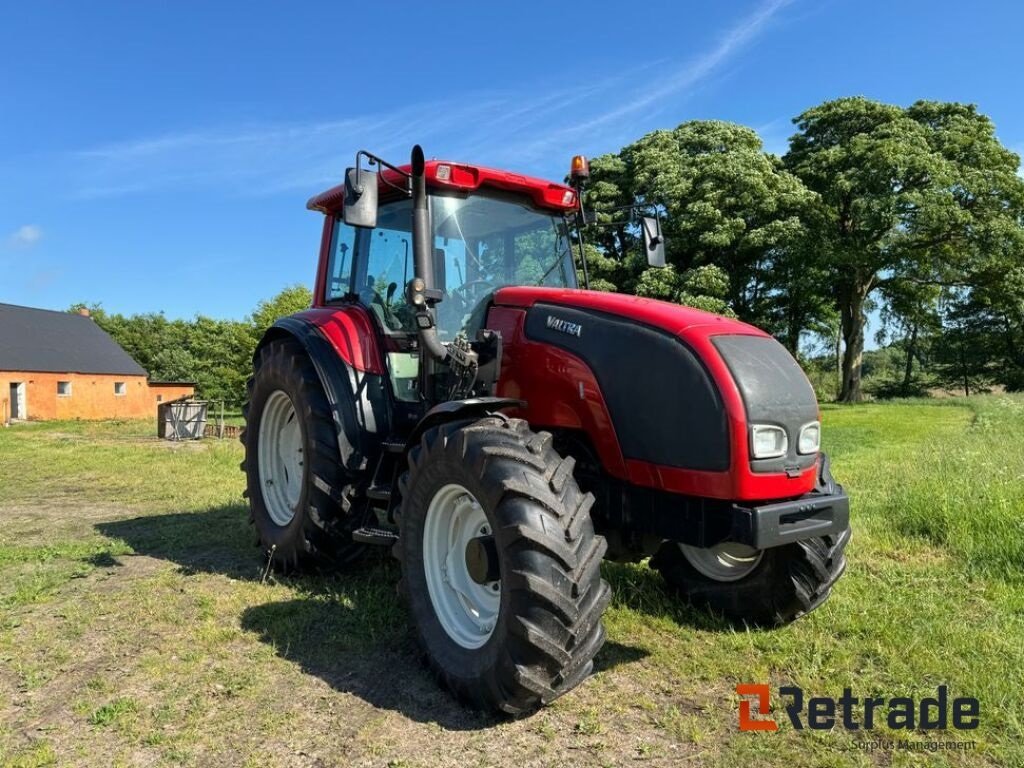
242 338 368 571
396 416 610 714
650 529 850 626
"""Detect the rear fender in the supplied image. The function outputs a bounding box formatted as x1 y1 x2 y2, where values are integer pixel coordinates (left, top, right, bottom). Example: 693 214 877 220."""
256 313 388 474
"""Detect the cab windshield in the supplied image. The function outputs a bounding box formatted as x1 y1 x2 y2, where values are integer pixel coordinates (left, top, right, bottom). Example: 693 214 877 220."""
431 191 577 337
330 190 577 340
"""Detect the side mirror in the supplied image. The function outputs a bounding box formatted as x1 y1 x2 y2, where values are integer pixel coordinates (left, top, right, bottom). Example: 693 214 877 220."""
641 216 666 267
343 167 378 228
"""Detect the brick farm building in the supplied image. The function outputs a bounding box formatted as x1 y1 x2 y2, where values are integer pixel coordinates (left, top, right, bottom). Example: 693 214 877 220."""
0 303 194 422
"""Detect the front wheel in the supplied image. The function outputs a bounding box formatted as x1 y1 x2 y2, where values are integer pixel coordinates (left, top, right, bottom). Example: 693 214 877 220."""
396 416 610 714
650 528 850 626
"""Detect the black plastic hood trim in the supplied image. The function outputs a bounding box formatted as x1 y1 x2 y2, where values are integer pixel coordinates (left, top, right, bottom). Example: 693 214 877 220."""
525 304 730 472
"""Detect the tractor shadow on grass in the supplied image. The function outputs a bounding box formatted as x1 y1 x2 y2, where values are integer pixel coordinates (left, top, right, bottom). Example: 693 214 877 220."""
96 505 650 728
240 598 648 730
96 505 741 634
96 503 274 582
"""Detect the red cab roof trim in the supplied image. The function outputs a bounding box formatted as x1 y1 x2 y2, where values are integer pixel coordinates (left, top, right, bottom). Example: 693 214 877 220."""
306 160 577 214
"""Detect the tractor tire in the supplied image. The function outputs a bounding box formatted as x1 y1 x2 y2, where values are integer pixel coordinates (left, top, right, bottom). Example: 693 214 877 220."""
649 527 850 626
395 416 610 714
242 338 367 571
650 453 850 626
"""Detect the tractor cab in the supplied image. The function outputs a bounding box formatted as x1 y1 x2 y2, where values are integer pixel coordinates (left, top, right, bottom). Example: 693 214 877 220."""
320 185 577 338
306 149 582 405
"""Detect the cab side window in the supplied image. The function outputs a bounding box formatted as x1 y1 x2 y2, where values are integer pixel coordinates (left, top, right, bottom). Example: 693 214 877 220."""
363 228 412 308
326 219 356 301
357 200 416 333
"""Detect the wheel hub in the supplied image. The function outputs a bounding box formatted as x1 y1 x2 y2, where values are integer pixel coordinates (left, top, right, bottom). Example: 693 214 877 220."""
422 484 500 649
677 541 763 582
465 535 500 584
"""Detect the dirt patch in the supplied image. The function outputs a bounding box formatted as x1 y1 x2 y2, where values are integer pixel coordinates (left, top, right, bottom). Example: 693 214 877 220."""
34 429 213 451
0 502 138 548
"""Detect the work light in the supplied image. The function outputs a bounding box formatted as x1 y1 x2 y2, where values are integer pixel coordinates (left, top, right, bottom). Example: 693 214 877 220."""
751 425 788 459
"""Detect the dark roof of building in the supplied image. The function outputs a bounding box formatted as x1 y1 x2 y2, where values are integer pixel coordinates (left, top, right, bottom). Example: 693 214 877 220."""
0 303 147 377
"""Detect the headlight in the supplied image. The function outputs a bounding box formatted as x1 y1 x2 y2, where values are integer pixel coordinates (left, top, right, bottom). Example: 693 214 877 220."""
751 425 788 459
798 421 821 455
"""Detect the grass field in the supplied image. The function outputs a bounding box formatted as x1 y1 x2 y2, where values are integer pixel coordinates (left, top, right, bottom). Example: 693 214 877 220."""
1 397 1023 767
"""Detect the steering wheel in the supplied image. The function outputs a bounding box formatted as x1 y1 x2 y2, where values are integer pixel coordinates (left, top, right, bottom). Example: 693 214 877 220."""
360 280 404 331
449 280 493 313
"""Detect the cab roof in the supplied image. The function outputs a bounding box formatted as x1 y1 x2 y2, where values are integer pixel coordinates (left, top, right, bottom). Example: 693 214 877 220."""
306 160 578 215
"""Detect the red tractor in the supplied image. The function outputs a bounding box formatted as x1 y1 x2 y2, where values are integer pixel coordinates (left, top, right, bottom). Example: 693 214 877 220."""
243 146 850 714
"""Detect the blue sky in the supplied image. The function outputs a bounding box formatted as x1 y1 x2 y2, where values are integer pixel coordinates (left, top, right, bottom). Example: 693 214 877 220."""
2 0 1022 327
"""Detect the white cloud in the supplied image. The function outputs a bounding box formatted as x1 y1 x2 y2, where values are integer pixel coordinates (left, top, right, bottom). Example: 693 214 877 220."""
67 0 796 198
7 224 43 247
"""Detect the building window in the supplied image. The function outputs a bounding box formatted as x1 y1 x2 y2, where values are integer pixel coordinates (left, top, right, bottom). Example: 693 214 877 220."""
156 395 163 403
114 381 126 396
57 381 72 397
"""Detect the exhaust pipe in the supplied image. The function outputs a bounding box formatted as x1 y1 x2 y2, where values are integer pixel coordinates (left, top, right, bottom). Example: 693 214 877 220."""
411 145 432 291
408 145 447 363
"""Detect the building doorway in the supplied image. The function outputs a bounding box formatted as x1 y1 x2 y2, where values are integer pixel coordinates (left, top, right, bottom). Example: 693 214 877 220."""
9 382 26 420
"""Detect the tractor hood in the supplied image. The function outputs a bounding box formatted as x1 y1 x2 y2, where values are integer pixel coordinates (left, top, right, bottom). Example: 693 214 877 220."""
492 286 821 501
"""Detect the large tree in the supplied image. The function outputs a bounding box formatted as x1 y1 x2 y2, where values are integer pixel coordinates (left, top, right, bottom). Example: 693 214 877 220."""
249 284 313 340
624 121 814 325
579 121 817 327
784 97 1024 402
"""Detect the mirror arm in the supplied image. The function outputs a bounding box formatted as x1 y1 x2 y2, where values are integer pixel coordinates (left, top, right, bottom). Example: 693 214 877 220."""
570 178 591 290
354 150 412 197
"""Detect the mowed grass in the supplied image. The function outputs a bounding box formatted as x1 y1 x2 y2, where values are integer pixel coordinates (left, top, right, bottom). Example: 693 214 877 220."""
0 399 1022 767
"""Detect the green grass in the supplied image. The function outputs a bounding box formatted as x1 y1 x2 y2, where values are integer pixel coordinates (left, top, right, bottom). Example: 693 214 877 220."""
0 399 1022 766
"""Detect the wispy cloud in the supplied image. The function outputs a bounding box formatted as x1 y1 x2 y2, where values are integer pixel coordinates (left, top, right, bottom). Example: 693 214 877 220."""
69 105 485 199
6 224 43 248
67 0 794 199
562 0 794 138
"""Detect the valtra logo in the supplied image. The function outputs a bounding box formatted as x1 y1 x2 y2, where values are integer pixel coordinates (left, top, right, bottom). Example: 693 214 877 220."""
545 315 583 337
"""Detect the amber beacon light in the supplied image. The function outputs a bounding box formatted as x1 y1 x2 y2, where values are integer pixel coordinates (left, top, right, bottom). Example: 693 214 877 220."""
569 154 590 182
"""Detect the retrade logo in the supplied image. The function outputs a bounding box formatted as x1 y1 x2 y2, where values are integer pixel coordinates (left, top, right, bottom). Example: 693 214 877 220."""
737 684 778 731
736 684 980 732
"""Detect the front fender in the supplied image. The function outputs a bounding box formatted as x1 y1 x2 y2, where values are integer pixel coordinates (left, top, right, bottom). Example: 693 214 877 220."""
404 397 525 452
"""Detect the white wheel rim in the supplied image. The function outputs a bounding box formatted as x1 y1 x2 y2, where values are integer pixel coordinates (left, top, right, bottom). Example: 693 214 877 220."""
257 390 304 527
678 541 763 582
422 483 500 649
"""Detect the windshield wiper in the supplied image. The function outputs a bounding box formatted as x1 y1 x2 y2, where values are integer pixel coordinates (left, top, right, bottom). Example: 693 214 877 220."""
535 222 571 286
